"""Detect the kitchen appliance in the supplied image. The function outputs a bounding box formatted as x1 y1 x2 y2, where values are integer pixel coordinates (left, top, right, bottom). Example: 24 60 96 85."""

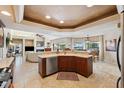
46 57 58 75
116 36 121 88
116 5 124 88
0 67 12 88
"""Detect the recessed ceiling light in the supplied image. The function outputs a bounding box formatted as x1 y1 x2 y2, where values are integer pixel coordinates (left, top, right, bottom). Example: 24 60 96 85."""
86 5 94 7
1 11 11 16
45 15 51 19
60 20 64 24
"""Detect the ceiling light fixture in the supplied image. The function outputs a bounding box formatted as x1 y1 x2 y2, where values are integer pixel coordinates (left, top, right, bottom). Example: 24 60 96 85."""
45 15 51 19
1 11 11 16
60 20 64 24
86 5 94 7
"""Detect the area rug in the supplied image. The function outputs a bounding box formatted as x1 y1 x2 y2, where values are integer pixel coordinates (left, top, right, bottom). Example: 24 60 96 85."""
57 72 79 81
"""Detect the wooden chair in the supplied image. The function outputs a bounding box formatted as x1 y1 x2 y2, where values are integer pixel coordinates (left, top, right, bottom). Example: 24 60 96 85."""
90 51 99 62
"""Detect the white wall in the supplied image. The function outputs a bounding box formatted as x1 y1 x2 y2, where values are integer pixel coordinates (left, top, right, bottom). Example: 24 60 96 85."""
0 28 11 60
51 22 120 65
44 38 51 48
77 20 121 65
104 28 121 65
0 29 39 59
11 30 45 52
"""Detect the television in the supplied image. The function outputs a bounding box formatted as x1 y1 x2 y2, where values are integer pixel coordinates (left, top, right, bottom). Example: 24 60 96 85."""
25 46 34 51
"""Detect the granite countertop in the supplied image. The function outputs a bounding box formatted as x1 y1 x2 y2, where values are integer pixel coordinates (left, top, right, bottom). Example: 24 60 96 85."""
0 57 14 68
38 52 92 58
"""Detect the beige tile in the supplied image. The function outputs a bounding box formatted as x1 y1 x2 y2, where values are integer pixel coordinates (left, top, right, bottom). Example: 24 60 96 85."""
13 56 120 88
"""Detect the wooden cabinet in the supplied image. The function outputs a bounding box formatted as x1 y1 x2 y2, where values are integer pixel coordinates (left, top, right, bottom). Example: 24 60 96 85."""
39 55 93 78
39 58 46 78
86 57 93 76
76 57 87 76
39 57 58 78
76 57 93 77
58 56 68 71
58 56 76 72
44 48 51 51
38 59 42 75
58 56 93 77
68 56 76 72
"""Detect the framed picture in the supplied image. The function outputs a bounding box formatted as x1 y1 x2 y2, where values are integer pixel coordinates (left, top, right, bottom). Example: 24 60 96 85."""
105 39 116 52
0 28 4 47
36 41 44 47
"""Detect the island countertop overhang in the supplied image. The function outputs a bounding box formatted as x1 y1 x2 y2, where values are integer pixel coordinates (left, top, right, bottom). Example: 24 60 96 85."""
38 53 92 59
38 52 93 78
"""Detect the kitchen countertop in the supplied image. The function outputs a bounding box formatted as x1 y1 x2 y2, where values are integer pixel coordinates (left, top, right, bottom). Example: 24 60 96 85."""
0 57 14 68
38 52 92 58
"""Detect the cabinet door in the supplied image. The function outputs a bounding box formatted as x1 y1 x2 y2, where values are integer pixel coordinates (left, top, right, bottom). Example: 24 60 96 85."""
68 56 76 71
38 58 46 78
76 61 82 74
58 56 68 71
86 57 93 75
38 58 42 75
76 57 87 76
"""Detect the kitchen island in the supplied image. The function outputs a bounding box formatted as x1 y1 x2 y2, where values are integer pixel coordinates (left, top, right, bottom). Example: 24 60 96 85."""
38 52 93 78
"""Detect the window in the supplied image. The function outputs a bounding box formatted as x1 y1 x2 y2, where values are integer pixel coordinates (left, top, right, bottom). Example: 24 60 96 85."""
73 42 84 51
59 44 66 50
85 41 99 51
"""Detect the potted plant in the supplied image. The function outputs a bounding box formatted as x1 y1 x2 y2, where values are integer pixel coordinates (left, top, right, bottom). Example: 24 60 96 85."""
6 36 10 47
6 33 11 47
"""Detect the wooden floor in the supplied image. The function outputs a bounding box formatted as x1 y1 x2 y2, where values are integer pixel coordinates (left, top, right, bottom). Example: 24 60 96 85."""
13 55 120 88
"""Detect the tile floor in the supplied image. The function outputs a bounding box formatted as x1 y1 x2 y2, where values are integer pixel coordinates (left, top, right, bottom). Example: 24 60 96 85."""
13 55 120 88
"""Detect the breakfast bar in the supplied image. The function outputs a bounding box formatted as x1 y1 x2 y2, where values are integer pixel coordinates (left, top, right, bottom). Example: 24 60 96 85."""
38 52 93 78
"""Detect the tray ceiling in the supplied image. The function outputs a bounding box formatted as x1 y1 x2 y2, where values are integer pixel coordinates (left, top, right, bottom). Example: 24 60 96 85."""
24 5 117 29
